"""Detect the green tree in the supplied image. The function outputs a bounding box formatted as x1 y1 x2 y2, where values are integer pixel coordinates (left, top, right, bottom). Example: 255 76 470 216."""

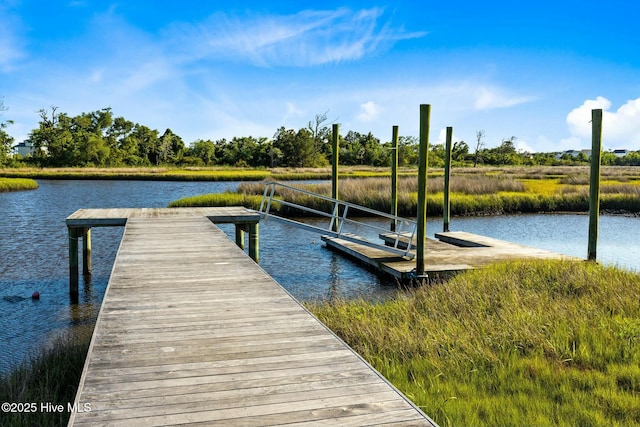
189 139 217 165
452 141 470 163
30 107 78 166
428 143 445 168
473 130 485 167
106 116 137 165
273 127 327 167
307 111 335 159
0 98 14 166
220 136 262 166
72 109 113 166
153 129 184 165
398 136 419 166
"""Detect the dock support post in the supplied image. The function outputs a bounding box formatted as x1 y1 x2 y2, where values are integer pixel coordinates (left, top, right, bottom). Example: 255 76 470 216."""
249 222 259 263
69 227 79 300
235 224 246 250
416 104 430 279
331 123 340 232
391 125 399 232
588 108 603 261
82 227 92 275
443 126 453 232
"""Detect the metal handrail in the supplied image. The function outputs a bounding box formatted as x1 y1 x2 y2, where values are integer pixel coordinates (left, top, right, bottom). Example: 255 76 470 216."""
259 181 417 259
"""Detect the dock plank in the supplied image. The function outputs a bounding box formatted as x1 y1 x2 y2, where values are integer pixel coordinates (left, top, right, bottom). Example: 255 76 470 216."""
68 209 436 426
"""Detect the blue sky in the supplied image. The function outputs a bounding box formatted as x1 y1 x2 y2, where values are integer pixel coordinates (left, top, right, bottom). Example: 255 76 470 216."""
1 0 639 152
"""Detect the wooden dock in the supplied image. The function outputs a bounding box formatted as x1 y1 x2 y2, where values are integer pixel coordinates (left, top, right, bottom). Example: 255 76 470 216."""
66 208 436 426
322 230 578 280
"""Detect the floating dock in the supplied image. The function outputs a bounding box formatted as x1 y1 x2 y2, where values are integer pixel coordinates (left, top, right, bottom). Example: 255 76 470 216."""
322 230 577 280
66 208 437 426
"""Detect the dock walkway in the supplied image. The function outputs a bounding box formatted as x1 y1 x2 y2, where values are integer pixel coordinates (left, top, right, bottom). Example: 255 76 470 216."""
67 208 436 426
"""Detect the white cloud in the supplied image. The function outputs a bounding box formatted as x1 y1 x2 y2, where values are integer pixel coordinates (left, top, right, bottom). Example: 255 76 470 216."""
166 7 426 67
515 140 534 153
566 97 640 150
473 86 535 111
357 101 380 121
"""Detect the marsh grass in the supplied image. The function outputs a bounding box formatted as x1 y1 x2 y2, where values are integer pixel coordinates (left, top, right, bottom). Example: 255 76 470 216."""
0 177 39 192
160 166 640 215
168 192 264 209
0 334 91 427
0 166 409 181
0 167 273 181
307 259 640 427
170 176 633 216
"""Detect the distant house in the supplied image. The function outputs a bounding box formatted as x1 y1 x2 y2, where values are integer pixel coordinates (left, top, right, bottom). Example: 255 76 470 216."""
613 149 629 157
555 149 591 160
12 140 35 157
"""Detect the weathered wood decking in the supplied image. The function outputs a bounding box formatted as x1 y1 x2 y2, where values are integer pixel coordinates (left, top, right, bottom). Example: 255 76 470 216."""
322 231 578 280
67 208 436 426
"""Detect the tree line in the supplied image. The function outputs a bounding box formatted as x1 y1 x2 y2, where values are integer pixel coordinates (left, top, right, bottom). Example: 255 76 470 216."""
2 105 640 168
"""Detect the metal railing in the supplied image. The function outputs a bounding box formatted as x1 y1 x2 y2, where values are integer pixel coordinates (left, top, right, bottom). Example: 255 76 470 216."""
259 181 417 259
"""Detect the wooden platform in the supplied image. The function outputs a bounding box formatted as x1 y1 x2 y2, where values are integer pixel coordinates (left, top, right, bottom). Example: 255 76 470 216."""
68 209 436 426
322 231 578 280
66 206 262 227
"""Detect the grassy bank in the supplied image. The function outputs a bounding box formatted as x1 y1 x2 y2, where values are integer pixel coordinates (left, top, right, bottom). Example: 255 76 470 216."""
0 334 91 427
0 177 39 192
306 259 640 426
0 166 407 181
169 168 640 215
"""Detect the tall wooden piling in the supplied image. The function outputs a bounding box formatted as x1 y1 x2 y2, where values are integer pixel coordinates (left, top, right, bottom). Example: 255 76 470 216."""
332 123 340 232
332 123 340 201
443 126 453 232
235 224 245 250
416 104 430 278
249 222 259 262
82 228 92 275
68 227 79 299
588 108 603 261
391 125 399 232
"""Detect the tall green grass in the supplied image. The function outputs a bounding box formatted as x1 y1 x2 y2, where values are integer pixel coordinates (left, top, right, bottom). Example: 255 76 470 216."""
0 177 38 192
0 166 408 181
168 192 264 209
170 178 601 216
0 334 91 427
307 259 640 427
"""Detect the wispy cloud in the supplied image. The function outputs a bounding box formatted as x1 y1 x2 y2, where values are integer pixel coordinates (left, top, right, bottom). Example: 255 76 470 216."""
473 86 535 111
166 7 426 67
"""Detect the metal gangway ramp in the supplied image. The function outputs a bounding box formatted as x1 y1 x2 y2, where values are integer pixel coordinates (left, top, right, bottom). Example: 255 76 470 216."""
259 181 417 259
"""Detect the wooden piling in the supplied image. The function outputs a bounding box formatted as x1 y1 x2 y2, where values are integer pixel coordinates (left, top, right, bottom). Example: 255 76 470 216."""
391 125 399 232
235 224 246 250
332 123 340 201
68 227 79 299
249 222 259 262
82 227 92 275
588 108 603 261
443 126 453 232
332 124 340 232
416 104 430 278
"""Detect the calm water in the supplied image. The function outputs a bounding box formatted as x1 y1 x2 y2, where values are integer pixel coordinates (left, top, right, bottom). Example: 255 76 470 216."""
1 180 639 372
